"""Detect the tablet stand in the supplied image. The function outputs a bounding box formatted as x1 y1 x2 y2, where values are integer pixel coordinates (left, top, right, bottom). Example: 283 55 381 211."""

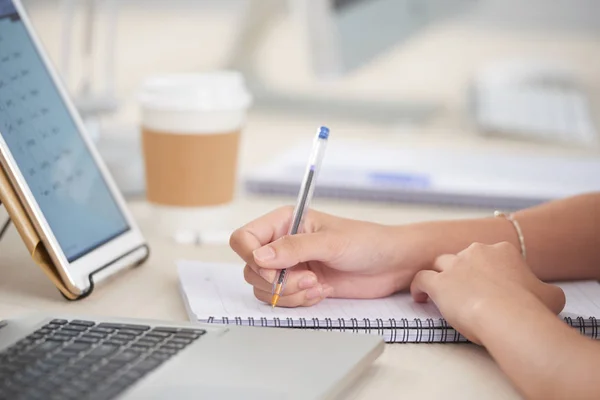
0 167 149 301
0 198 82 301
0 201 11 242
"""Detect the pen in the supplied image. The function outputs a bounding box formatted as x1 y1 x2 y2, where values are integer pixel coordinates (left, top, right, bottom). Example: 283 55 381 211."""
271 126 330 307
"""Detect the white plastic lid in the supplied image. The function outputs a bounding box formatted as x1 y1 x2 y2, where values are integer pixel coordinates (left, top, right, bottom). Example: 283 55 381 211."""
139 71 253 112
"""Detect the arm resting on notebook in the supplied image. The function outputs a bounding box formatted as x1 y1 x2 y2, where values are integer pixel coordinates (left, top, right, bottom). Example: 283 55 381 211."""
410 241 600 400
477 295 600 400
405 192 600 282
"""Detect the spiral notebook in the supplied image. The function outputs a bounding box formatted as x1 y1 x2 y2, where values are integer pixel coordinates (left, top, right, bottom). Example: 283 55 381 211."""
243 139 600 210
177 260 600 343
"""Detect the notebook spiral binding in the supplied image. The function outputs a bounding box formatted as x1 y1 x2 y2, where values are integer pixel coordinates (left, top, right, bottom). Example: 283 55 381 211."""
563 316 599 339
205 317 467 343
203 316 600 344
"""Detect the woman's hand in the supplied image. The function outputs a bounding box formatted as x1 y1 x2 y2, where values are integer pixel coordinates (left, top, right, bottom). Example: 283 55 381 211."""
229 206 430 307
410 241 566 344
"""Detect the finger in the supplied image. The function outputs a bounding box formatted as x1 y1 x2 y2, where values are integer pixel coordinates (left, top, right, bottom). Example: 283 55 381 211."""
252 232 344 269
229 207 295 265
432 254 457 272
243 264 318 295
253 285 332 308
410 270 439 303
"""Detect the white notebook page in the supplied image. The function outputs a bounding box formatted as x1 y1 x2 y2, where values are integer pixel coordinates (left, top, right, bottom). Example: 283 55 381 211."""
177 260 600 321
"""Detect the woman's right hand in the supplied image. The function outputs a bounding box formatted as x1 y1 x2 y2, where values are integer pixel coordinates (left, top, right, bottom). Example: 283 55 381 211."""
229 206 432 307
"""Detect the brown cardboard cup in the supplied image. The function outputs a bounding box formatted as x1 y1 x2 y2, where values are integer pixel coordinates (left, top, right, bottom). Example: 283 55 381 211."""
139 72 252 237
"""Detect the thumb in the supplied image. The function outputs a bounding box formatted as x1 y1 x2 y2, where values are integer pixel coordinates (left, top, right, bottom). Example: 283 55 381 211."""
252 232 342 269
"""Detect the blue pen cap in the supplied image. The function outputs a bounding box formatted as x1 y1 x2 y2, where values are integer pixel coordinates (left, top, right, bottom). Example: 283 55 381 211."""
318 126 330 139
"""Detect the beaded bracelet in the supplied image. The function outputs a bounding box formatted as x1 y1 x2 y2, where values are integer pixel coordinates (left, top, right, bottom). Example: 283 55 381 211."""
494 211 526 260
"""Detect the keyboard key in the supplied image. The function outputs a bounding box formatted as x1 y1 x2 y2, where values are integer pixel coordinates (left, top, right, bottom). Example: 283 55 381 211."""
35 328 53 335
121 324 150 331
119 330 142 337
174 332 200 340
169 337 192 345
70 379 93 393
105 359 129 371
122 369 143 381
155 347 178 356
179 328 206 335
28 333 44 341
89 327 115 335
135 338 160 347
55 329 80 337
130 344 152 352
111 334 135 342
88 344 118 358
72 357 98 369
149 352 171 361
83 332 107 339
62 325 87 332
152 327 179 333
162 341 185 350
104 339 127 347
39 357 68 368
50 319 68 325
43 323 63 330
109 350 141 364
138 335 162 344
62 342 92 354
131 358 162 373
145 331 171 339
70 320 95 327
75 337 99 345
34 362 56 373
96 323 125 330
21 367 45 379
47 352 74 364
32 340 62 353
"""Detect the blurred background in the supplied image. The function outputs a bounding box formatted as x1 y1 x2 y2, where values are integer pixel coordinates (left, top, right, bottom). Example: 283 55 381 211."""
18 0 600 206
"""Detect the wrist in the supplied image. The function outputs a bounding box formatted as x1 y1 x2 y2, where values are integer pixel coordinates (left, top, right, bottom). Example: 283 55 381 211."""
470 291 550 345
400 217 521 269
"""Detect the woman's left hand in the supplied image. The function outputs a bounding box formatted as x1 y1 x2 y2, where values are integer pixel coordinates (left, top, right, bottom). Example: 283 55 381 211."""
410 242 566 344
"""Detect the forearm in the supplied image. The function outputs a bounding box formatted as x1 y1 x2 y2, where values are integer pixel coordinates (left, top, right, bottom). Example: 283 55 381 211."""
513 193 600 281
409 193 600 281
475 295 600 400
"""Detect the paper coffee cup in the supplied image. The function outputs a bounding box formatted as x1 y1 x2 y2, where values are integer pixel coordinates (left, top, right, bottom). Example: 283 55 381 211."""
139 71 252 236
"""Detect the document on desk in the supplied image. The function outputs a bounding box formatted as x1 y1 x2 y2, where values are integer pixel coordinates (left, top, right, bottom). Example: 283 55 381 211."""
177 260 600 343
243 138 600 210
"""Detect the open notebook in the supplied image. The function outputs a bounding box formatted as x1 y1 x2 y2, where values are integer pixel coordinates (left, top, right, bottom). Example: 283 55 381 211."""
243 139 600 210
177 260 600 343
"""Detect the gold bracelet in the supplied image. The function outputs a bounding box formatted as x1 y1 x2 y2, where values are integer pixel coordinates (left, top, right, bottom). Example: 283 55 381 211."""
494 211 526 260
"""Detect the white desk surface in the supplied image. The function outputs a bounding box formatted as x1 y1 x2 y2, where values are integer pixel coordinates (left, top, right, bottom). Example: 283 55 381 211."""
3 3 600 399
2 113 597 399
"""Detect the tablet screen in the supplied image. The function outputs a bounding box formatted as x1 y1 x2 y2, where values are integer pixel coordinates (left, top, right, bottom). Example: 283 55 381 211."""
0 1 130 262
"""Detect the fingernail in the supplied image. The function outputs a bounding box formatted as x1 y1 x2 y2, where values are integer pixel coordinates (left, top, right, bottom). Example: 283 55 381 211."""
253 246 275 262
258 268 275 283
298 275 317 290
306 286 323 300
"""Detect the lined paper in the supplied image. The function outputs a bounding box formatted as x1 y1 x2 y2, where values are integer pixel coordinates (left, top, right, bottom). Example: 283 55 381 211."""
177 260 600 322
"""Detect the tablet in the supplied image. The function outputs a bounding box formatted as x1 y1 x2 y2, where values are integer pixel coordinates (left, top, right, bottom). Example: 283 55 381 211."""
0 0 148 296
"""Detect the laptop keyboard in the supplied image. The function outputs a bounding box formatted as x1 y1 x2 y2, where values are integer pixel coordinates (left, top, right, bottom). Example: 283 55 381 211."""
0 319 206 400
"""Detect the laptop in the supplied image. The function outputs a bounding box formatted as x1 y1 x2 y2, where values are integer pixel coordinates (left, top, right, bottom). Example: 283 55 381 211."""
0 314 383 400
0 0 384 399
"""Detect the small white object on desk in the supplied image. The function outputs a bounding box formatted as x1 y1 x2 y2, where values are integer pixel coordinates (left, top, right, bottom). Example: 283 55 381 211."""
172 229 232 246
